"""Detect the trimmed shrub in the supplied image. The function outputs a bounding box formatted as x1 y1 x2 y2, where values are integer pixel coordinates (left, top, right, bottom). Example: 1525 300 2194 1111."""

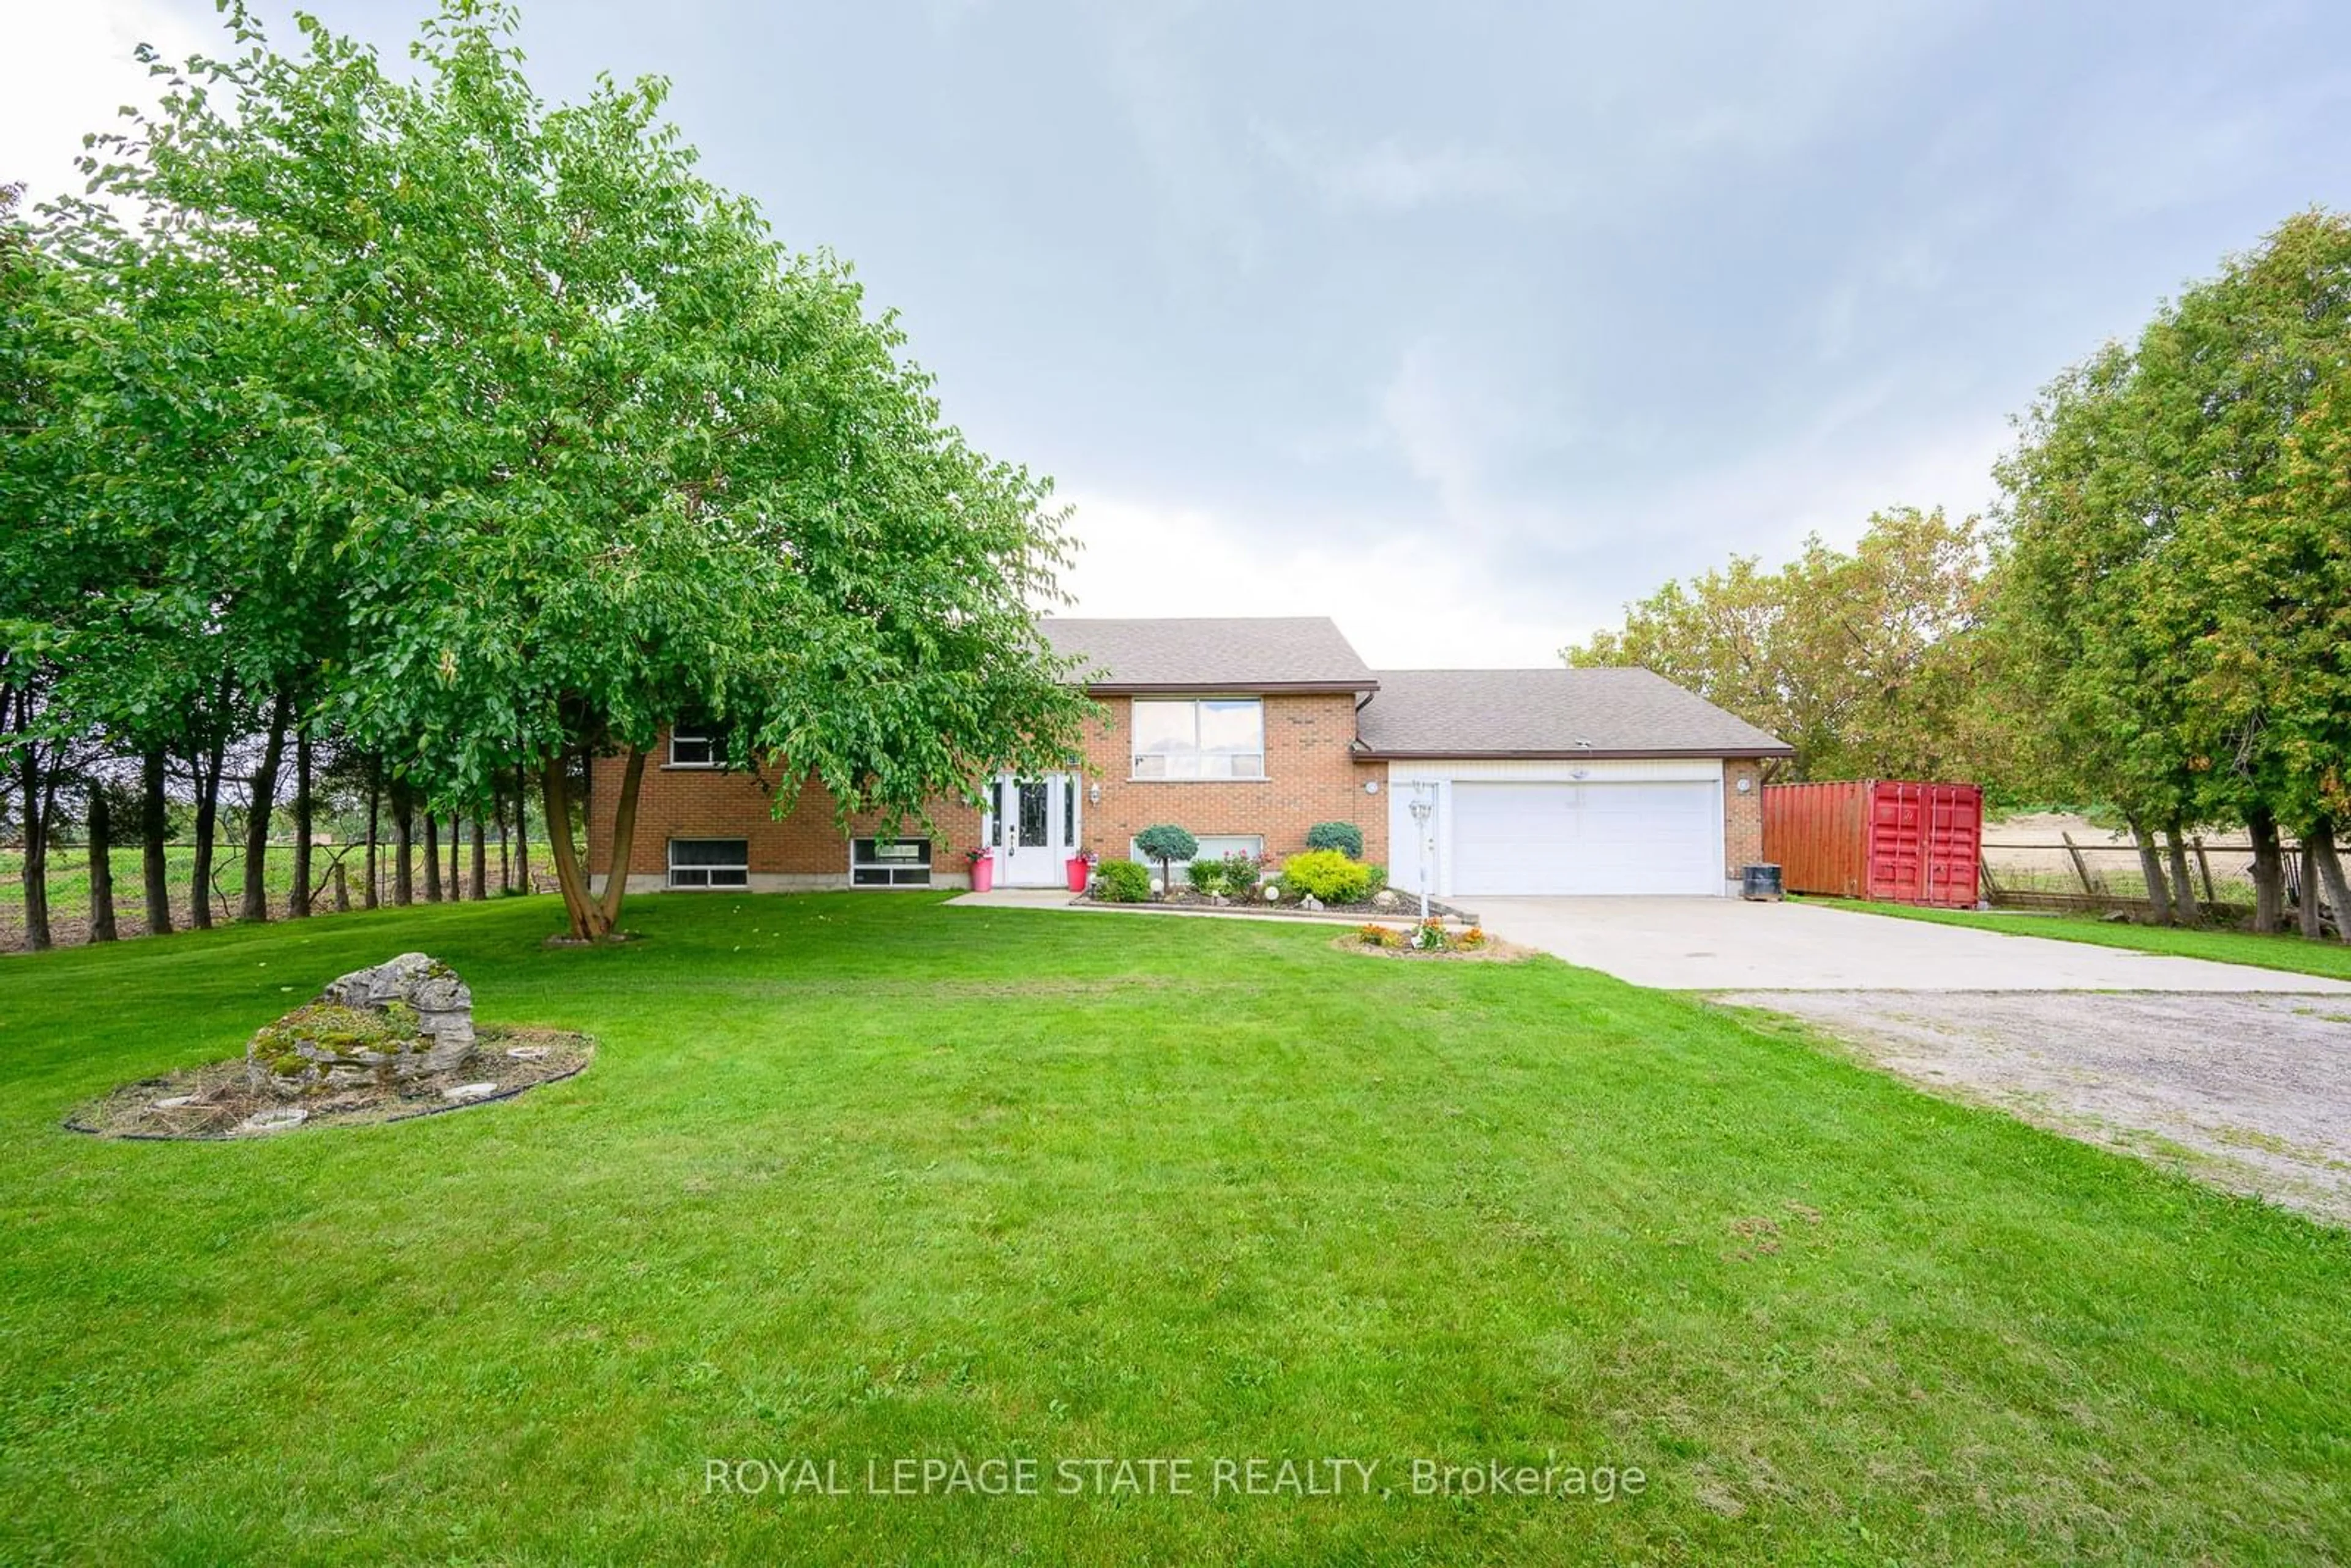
1361 863 1388 897
1305 821 1364 859
1184 858 1226 896
1134 825 1198 892
1280 849 1370 904
1095 858 1152 903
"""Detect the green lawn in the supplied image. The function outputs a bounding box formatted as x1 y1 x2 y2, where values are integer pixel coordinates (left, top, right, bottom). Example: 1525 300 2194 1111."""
1 896 2345 1563
1837 899 2351 983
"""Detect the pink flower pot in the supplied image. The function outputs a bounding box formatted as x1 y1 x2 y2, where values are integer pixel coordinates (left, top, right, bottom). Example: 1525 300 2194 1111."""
969 854 995 893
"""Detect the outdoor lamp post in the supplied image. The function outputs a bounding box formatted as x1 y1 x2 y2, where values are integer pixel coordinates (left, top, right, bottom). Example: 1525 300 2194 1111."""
1408 786 1436 922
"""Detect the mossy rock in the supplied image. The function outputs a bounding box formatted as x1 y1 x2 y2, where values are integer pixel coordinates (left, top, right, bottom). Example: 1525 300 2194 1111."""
247 1000 444 1097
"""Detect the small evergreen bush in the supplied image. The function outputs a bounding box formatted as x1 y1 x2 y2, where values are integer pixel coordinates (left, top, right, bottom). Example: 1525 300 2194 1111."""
1134 825 1198 892
1304 821 1364 859
1095 858 1153 902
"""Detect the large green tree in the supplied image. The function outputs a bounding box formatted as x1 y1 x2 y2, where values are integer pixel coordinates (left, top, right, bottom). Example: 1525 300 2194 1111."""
53 2 1089 942
1990 211 2351 932
1564 507 1996 782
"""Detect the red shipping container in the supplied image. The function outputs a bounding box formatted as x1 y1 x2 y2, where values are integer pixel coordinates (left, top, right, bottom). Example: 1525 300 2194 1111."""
1762 780 1983 907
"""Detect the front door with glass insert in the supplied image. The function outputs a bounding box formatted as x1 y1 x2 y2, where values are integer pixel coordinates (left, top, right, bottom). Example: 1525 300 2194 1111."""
998 774 1076 886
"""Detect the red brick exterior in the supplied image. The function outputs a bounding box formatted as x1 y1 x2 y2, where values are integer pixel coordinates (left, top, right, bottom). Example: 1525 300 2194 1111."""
587 708 1765 892
1074 694 1386 868
584 744 983 888
1723 758 1764 876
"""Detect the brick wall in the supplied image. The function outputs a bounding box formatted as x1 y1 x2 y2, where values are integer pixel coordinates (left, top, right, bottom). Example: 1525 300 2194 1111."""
585 694 1391 890
1723 758 1764 876
585 709 1770 888
584 741 983 887
1075 693 1387 868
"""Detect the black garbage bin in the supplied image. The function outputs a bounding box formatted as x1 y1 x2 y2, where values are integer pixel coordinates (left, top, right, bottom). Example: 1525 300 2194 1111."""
1741 863 1783 901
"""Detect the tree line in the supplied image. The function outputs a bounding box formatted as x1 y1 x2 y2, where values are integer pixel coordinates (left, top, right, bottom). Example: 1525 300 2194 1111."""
1566 211 2351 938
1 2 1088 950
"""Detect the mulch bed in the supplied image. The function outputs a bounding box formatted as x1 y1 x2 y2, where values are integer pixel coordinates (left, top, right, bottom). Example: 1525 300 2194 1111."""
1082 887 1477 922
1330 932 1533 963
65 1025 594 1141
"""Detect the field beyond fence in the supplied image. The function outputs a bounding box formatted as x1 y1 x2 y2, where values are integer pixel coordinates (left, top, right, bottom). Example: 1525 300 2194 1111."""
0 841 557 953
1979 826 2282 919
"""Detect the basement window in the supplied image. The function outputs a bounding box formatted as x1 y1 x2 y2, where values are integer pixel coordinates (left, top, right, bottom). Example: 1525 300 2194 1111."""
852 838 933 888
668 838 748 889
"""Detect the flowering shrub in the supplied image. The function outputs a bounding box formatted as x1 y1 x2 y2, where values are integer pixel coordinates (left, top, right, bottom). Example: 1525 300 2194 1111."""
1357 923 1402 949
1186 850 1262 898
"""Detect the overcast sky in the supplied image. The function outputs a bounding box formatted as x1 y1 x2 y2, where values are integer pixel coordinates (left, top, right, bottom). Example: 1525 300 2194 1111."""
10 2 2350 665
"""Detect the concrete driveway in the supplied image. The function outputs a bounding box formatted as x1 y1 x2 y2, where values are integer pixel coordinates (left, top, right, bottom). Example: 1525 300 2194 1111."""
1470 896 2351 992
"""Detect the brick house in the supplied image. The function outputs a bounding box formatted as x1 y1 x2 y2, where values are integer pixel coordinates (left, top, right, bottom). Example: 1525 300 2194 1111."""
587 617 1791 898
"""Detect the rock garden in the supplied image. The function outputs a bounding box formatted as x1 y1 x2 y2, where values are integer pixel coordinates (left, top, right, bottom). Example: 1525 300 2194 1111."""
1082 820 1477 923
68 951 591 1139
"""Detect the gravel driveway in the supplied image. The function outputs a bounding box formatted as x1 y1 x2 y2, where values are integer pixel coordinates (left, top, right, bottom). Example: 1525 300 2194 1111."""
1720 990 2351 1223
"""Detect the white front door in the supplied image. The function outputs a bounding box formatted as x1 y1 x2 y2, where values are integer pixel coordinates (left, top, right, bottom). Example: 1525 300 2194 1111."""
997 774 1077 886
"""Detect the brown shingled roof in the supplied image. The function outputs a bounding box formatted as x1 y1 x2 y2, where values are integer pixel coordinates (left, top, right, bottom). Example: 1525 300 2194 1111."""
1355 667 1791 757
1038 617 1377 693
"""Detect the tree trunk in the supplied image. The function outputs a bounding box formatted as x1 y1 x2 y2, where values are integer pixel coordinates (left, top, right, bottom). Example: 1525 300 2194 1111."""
594 746 649 930
2310 822 2351 945
364 760 381 910
394 787 414 906
512 763 533 893
141 746 173 936
470 816 487 900
497 778 512 894
2128 817 2173 926
18 765 51 953
422 811 443 902
187 730 227 930
2301 842 2325 939
331 860 350 912
539 752 606 940
289 726 313 919
86 784 117 942
2248 810 2285 934
448 814 461 899
2164 826 2200 926
239 688 291 922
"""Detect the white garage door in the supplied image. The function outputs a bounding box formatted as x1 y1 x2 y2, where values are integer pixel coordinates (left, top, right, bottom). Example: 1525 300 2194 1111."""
1450 781 1720 895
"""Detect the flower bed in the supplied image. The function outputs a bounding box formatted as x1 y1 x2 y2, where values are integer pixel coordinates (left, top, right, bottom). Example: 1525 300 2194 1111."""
1080 883 1474 922
1338 923 1529 962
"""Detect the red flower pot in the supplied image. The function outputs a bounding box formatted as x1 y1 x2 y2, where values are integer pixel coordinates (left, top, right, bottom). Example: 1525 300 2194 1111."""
969 853 995 893
1065 855 1090 893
